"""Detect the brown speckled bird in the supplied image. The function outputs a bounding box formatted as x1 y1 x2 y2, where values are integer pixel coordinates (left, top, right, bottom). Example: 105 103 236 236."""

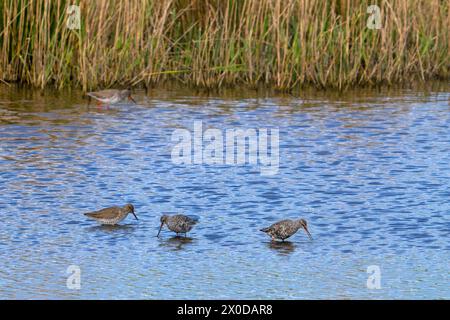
87 89 136 105
157 214 198 237
84 204 138 225
260 219 312 242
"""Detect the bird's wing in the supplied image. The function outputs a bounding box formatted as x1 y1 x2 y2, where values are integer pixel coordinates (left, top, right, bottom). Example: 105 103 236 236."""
185 216 198 225
84 206 120 219
261 220 290 232
174 214 197 225
87 89 117 100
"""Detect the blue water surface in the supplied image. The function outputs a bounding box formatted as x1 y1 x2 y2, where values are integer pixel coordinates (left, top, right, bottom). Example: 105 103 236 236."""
0 85 449 299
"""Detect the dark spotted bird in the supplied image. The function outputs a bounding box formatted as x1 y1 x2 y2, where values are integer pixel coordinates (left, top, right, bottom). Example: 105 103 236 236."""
87 89 136 105
157 214 198 237
260 219 312 242
84 204 138 225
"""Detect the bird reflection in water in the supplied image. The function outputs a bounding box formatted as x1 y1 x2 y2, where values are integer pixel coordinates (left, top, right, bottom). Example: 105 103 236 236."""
159 236 194 251
87 224 136 233
268 241 296 255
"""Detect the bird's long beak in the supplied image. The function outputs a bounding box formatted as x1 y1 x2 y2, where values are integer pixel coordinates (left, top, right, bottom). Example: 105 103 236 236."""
157 222 164 237
128 96 136 104
132 211 138 220
303 226 313 240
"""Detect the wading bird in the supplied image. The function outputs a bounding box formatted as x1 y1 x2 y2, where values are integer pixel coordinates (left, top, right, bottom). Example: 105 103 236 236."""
84 204 138 225
87 89 136 105
157 214 198 237
260 218 312 242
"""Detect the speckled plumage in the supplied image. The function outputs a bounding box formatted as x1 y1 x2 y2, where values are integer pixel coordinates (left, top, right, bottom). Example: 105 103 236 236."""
84 203 138 225
260 219 312 241
157 214 198 237
87 89 136 104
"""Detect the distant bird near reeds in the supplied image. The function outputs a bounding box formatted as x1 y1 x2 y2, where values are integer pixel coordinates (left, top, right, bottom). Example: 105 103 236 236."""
87 89 136 105
260 219 312 242
157 214 198 237
84 204 138 225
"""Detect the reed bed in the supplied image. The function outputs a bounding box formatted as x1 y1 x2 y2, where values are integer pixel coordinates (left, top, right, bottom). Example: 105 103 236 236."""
0 0 448 91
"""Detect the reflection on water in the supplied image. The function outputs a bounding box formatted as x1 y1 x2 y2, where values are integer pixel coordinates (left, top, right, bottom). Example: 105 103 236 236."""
268 241 296 255
0 83 449 299
159 237 195 251
87 224 137 233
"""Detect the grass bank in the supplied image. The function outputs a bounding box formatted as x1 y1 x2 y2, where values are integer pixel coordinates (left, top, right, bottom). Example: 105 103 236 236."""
0 0 448 91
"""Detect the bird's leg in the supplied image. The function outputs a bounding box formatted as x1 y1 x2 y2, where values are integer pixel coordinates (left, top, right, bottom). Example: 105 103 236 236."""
184 233 187 238
96 100 108 109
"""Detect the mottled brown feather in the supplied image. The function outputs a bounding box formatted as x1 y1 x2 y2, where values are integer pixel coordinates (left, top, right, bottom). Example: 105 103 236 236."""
84 206 121 219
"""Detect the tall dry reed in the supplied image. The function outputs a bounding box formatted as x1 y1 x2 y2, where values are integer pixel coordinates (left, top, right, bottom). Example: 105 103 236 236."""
0 0 448 91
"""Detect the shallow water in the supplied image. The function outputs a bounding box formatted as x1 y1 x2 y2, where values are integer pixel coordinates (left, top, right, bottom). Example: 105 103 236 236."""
0 84 449 299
